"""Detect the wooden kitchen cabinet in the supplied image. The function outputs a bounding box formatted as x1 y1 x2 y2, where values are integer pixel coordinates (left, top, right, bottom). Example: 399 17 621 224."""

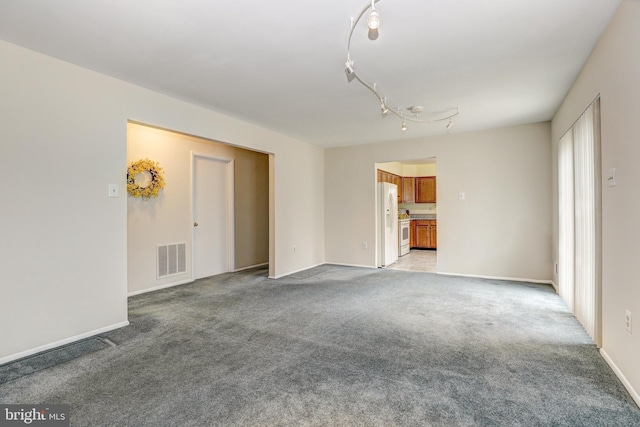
402 177 415 203
378 171 435 205
415 177 436 203
393 175 402 202
377 169 393 184
410 220 417 247
379 170 390 183
377 169 402 203
412 219 437 249
430 221 437 248
415 222 429 248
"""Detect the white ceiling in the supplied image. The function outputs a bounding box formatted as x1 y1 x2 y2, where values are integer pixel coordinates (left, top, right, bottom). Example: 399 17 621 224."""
0 0 620 147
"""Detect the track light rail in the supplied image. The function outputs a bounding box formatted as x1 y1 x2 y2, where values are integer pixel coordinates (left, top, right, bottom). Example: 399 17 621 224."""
345 0 459 131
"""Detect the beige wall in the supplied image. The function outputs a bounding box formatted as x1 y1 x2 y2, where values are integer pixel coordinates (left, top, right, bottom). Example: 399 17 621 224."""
0 40 324 362
405 164 437 177
127 124 269 295
376 162 404 176
325 122 552 280
377 162 437 177
551 0 640 403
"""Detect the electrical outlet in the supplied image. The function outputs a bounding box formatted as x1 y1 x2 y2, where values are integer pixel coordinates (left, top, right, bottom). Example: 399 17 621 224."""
625 310 632 333
292 245 297 254
362 242 368 249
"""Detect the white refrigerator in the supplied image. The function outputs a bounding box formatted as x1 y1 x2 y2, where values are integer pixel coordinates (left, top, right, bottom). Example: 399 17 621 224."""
378 182 398 267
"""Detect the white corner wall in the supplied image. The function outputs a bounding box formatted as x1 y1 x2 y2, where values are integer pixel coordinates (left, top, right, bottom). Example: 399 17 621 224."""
325 123 552 281
0 40 324 362
551 0 640 403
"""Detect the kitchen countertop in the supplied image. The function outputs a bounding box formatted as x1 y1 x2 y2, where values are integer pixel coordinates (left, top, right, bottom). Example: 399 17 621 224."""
409 214 437 220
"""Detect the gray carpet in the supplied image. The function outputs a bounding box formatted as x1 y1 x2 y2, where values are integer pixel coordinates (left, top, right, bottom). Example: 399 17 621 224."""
1 265 639 426
0 337 114 385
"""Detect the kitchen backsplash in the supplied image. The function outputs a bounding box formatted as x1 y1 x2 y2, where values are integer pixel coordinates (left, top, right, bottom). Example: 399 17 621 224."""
399 203 436 215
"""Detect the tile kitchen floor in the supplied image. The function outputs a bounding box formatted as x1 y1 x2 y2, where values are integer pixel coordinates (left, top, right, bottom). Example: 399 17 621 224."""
388 249 437 273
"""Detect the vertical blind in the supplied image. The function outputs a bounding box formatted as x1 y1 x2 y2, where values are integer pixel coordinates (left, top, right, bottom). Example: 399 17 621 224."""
558 131 574 311
558 97 602 346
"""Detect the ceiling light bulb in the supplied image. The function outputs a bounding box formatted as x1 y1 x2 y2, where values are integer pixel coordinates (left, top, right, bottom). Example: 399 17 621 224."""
368 9 380 30
401 120 407 132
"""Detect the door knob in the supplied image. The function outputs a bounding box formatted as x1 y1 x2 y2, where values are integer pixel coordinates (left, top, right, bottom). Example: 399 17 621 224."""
194 222 198 227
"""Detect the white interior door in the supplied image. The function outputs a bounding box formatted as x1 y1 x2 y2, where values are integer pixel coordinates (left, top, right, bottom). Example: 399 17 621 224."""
192 155 233 279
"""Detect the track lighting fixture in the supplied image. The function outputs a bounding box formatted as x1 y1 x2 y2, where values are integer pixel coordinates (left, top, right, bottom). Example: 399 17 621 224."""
446 118 453 130
345 0 459 132
380 99 388 114
344 57 355 79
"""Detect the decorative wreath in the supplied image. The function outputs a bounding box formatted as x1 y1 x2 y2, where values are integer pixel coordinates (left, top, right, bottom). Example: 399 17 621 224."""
127 158 166 199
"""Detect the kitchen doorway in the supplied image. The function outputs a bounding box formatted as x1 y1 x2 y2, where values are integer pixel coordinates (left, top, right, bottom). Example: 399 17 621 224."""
376 158 438 273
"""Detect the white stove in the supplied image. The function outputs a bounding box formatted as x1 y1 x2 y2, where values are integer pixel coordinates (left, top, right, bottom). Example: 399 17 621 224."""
398 219 411 256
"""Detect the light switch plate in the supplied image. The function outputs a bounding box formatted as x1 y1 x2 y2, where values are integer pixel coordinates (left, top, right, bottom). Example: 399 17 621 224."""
108 184 119 198
608 168 616 187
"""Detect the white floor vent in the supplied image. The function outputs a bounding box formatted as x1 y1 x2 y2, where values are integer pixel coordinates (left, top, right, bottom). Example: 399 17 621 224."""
157 242 187 279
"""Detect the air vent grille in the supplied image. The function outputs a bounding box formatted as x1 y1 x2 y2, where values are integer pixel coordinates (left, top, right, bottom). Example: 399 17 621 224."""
157 242 187 278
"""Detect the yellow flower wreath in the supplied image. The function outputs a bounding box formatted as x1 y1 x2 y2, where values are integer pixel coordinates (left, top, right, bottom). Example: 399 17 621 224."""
127 158 166 199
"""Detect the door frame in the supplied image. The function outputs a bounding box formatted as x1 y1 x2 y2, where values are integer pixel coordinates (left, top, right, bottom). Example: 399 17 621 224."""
190 152 235 279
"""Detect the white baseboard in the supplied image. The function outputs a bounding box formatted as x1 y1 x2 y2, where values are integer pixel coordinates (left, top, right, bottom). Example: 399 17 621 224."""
324 262 377 270
437 271 554 285
234 262 269 272
0 321 130 366
600 348 640 408
270 264 554 285
128 278 194 297
268 262 325 279
549 279 559 293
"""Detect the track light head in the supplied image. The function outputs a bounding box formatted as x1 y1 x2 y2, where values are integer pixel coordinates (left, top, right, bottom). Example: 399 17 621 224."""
345 59 355 81
368 9 380 30
401 120 407 132
380 100 388 114
446 118 453 130
345 64 355 75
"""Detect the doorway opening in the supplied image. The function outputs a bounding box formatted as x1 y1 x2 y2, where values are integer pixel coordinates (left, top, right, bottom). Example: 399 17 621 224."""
126 122 271 295
376 157 437 273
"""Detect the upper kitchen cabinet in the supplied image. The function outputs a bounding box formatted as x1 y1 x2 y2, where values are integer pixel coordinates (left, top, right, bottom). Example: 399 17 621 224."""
392 175 402 202
415 177 436 203
377 169 403 203
402 177 415 203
